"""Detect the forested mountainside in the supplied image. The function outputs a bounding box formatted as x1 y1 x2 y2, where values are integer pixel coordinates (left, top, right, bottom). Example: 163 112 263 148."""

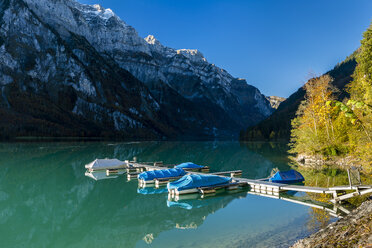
0 0 273 140
240 52 358 141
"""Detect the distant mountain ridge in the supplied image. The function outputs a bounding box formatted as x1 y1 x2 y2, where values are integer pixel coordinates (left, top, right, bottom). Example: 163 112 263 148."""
265 96 286 109
240 52 358 141
0 0 273 139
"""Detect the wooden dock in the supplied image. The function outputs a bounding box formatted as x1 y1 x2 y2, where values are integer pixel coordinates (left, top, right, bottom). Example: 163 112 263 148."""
124 160 372 203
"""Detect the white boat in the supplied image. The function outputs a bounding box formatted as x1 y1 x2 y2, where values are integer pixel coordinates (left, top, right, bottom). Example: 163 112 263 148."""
85 158 126 171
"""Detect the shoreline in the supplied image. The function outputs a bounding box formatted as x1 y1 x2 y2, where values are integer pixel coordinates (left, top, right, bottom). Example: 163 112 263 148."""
293 154 361 170
291 200 372 248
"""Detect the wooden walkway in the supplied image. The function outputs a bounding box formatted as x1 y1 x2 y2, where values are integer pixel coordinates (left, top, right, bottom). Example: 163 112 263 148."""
125 160 372 203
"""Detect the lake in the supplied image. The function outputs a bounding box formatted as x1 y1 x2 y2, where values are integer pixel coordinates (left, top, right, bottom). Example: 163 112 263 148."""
0 141 339 247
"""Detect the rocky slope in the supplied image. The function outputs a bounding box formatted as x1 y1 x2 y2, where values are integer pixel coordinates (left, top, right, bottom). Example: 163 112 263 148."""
291 200 372 248
265 96 285 109
0 0 273 139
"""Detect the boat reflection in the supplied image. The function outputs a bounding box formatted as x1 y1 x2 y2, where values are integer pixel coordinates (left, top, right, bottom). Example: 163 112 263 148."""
167 191 248 210
84 169 126 181
137 187 168 195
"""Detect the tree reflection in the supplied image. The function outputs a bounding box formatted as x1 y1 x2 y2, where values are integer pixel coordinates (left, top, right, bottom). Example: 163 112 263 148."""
307 207 330 232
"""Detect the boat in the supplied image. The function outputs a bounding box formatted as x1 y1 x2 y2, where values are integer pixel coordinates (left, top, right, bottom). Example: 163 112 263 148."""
85 158 126 171
269 169 304 184
137 168 187 184
167 174 232 195
175 162 209 172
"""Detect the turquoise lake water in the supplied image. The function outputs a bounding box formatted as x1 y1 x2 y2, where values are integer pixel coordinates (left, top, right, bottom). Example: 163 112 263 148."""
0 141 337 247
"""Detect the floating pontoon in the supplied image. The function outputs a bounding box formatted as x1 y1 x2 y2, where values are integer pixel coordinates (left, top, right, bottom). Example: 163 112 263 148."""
84 157 372 204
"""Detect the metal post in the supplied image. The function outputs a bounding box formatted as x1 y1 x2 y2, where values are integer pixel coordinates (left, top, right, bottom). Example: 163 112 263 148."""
347 169 352 189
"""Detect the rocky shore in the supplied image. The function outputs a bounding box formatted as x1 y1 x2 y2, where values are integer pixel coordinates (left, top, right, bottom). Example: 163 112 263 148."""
291 200 372 248
294 154 360 169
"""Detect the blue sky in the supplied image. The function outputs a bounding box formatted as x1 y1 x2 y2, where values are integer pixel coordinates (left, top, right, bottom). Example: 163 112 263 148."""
80 0 371 97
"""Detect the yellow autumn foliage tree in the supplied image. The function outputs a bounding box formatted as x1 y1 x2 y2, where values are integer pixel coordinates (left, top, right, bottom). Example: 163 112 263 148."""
290 23 371 172
290 75 346 156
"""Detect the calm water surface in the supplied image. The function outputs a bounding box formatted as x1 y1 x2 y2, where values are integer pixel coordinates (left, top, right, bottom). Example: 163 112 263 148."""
0 141 335 247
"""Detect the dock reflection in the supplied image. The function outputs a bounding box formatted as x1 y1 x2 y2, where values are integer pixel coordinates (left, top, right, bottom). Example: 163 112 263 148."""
247 190 352 218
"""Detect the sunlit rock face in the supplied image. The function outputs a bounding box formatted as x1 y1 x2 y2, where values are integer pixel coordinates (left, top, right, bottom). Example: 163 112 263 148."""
0 0 273 139
265 96 286 109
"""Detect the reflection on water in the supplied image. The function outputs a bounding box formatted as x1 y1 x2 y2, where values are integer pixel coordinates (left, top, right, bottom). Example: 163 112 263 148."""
85 170 126 181
138 187 169 195
0 141 350 248
167 191 248 210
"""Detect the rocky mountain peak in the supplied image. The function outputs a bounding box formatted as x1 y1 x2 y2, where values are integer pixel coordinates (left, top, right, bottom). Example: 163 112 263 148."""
0 0 275 139
92 4 103 11
176 49 206 62
145 35 159 45
144 34 165 52
90 4 115 20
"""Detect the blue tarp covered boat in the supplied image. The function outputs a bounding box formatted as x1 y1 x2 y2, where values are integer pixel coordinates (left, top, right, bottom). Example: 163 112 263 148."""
175 162 204 169
269 169 304 184
138 168 186 183
167 174 232 194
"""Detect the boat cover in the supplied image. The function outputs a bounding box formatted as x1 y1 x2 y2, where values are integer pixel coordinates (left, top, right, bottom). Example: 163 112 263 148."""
269 169 304 184
167 174 231 191
175 162 205 169
137 187 168 195
85 158 126 170
138 168 186 181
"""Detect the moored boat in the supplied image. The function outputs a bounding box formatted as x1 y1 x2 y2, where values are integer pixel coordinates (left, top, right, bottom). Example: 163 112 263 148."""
167 174 232 195
85 158 126 171
175 162 210 172
269 169 304 184
138 168 187 184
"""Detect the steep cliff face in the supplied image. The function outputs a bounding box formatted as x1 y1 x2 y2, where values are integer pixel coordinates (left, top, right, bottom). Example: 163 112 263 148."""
0 0 174 139
0 0 273 139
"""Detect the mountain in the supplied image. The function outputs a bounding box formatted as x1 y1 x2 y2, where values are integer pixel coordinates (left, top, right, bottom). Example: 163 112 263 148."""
265 96 285 109
0 0 273 140
240 52 358 141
